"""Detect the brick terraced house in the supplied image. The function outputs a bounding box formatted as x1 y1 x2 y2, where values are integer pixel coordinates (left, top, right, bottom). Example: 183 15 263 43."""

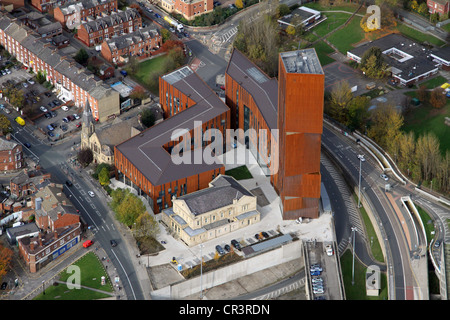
101 26 161 64
53 0 118 28
30 0 70 13
160 0 214 20
76 7 142 47
0 134 23 172
0 12 120 121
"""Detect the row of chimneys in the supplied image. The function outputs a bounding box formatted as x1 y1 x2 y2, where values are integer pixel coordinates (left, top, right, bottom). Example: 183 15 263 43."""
29 230 59 251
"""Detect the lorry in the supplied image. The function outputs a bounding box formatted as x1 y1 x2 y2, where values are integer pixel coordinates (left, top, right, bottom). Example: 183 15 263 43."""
164 15 184 33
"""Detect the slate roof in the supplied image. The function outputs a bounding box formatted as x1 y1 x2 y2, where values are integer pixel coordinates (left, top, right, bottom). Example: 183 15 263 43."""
115 66 229 186
226 49 278 130
178 175 254 215
105 26 159 51
0 137 19 151
81 8 140 33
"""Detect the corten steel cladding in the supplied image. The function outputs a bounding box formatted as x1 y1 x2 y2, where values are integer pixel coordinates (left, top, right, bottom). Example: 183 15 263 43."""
277 51 324 219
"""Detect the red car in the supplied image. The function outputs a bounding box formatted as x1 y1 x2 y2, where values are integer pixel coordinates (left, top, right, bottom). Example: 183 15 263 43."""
83 240 93 248
76 122 82 128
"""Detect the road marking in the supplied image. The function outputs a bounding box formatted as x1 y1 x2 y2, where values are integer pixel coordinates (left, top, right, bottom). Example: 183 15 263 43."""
111 249 137 300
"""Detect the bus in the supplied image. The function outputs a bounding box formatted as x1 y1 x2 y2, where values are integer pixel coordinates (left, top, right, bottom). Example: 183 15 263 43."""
15 117 25 126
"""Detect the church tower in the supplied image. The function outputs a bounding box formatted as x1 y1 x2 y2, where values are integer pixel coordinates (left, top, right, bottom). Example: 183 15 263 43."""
81 99 95 150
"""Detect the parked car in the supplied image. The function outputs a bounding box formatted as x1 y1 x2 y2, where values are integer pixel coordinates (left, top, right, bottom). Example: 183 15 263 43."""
50 111 57 118
3 108 10 114
62 117 69 123
435 240 441 248
47 124 55 131
47 131 55 137
44 92 52 97
53 100 62 106
261 231 269 238
67 115 75 121
380 174 389 181
22 82 28 88
326 244 334 256
73 113 80 120
224 244 230 252
154 13 161 18
312 277 323 284
83 240 93 248
231 239 241 251
61 125 68 132
215 245 226 255
4 68 11 74
27 78 35 84
76 122 82 128
40 106 47 112
1 282 7 290
61 105 69 111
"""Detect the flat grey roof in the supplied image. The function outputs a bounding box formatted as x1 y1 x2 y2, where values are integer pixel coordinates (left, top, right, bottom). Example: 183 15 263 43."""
280 49 323 75
115 66 228 186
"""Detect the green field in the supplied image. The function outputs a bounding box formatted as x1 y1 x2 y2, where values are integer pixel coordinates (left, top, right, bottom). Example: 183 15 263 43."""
34 252 114 300
419 75 448 89
311 40 335 66
396 23 446 47
402 91 450 155
327 16 365 54
312 12 352 38
132 55 169 95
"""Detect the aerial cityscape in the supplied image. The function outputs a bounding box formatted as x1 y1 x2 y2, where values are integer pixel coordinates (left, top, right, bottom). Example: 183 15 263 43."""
0 0 449 308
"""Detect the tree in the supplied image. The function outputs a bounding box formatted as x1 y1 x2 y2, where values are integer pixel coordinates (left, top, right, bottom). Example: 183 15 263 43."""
418 2 428 14
130 85 147 100
115 192 146 227
397 131 416 175
133 212 160 238
98 167 110 186
0 114 12 135
429 87 446 109
77 148 93 167
126 56 140 74
160 28 171 43
140 108 156 128
74 48 89 65
417 85 428 102
286 25 296 36
415 132 441 182
4 87 24 109
346 96 370 131
276 4 290 18
329 80 353 123
360 47 387 79
0 244 13 282
368 104 404 154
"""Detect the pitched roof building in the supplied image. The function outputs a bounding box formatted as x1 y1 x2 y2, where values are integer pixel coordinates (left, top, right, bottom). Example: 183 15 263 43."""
161 174 260 246
0 11 120 121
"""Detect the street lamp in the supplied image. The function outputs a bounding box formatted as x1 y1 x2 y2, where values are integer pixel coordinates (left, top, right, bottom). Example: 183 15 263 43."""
42 280 45 295
358 156 362 208
351 227 357 286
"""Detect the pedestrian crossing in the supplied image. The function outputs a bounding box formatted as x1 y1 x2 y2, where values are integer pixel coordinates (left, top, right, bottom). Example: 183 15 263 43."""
321 154 365 253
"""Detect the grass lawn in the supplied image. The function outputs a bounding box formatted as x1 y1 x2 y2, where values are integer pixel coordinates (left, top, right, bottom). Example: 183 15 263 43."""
418 75 448 89
34 252 114 300
132 54 168 95
340 250 388 300
402 94 450 155
303 2 360 13
327 16 365 54
415 204 435 246
396 23 446 47
312 12 352 38
312 41 335 66
225 165 253 180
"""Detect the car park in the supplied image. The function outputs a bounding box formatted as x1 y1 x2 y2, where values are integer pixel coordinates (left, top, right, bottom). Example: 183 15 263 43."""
215 245 226 255
380 174 389 181
88 191 95 197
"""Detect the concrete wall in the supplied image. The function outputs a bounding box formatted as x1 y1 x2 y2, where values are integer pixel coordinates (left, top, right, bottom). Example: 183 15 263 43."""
151 239 303 299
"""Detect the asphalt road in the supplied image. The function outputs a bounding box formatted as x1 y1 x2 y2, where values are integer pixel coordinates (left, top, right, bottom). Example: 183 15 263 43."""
9 121 145 300
321 125 409 300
